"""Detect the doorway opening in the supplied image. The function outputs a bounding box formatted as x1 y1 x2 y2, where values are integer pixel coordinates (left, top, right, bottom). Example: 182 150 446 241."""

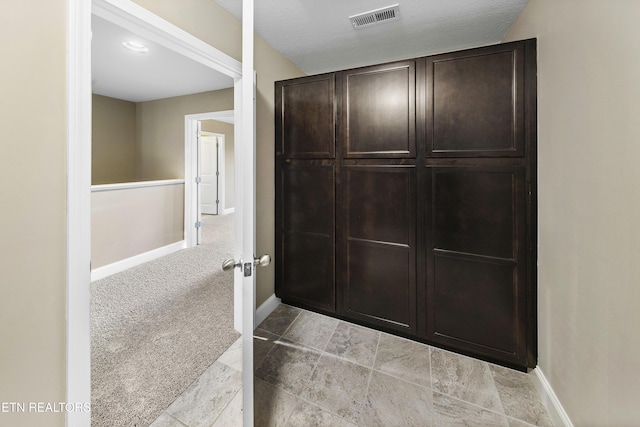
199 132 225 216
67 0 248 425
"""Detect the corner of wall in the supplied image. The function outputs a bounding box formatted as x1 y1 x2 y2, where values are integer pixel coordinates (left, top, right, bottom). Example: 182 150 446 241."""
530 367 574 427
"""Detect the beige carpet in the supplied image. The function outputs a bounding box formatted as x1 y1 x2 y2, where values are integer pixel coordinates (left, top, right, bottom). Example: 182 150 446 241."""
90 214 239 427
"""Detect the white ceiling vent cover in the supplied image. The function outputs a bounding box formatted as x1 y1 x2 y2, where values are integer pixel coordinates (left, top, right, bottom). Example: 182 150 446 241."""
349 4 400 29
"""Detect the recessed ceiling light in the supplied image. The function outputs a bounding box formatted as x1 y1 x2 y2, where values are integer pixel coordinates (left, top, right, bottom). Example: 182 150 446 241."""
122 41 149 53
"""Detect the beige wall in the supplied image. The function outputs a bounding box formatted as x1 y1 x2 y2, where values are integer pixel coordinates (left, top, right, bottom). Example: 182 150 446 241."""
132 0 305 305
503 1 640 425
201 120 235 209
92 94 137 184
91 183 184 268
0 1 66 426
136 89 235 180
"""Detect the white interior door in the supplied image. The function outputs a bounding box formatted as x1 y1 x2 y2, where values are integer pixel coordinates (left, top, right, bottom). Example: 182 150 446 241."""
228 72 258 426
240 0 256 424
200 134 220 215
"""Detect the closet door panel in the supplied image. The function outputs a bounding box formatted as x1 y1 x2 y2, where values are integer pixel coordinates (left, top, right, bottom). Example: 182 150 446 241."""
426 166 527 366
277 74 336 158
343 62 415 158
348 242 412 328
276 163 335 312
433 256 517 353
282 233 334 310
426 43 526 157
433 169 516 259
342 165 416 333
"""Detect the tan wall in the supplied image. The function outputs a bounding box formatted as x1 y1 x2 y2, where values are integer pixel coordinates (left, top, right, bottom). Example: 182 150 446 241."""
91 183 184 268
0 3 299 421
201 120 235 209
136 89 235 180
503 1 640 425
92 94 137 184
132 0 305 306
0 1 66 426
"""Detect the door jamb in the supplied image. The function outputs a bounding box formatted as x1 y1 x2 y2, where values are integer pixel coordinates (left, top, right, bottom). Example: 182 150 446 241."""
67 1 243 425
184 111 234 248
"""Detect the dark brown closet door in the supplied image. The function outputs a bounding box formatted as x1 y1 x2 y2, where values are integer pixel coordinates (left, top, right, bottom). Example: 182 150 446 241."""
342 61 416 158
425 166 528 367
426 42 527 158
340 164 417 333
277 73 336 159
275 73 337 312
277 162 335 312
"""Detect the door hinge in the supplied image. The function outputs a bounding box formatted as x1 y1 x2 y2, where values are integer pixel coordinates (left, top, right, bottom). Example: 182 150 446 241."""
195 221 202 229
195 176 202 184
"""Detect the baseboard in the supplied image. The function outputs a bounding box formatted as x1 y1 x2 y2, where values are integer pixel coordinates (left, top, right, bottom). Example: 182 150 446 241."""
255 294 281 328
91 241 186 281
530 367 574 427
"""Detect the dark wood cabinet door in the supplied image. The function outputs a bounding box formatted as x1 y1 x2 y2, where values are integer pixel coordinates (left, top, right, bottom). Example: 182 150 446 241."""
276 74 336 158
275 39 536 371
276 161 335 312
425 166 528 367
342 61 415 158
340 164 417 333
426 41 528 157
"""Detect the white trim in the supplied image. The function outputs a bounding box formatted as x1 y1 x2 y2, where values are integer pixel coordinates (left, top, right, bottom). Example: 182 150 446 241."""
223 207 236 215
91 179 185 192
240 0 255 424
530 367 574 427
68 2 246 425
233 83 243 334
255 294 281 328
90 241 186 281
92 0 241 79
185 110 236 248
67 0 92 425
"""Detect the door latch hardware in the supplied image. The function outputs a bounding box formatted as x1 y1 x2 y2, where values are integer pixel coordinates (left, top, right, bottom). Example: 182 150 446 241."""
222 258 241 271
243 263 252 277
254 254 272 267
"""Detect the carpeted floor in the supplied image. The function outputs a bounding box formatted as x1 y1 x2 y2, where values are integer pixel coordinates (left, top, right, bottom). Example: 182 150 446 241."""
90 213 239 427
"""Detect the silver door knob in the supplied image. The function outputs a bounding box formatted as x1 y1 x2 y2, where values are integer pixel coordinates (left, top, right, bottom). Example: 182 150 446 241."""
222 258 241 271
254 254 271 268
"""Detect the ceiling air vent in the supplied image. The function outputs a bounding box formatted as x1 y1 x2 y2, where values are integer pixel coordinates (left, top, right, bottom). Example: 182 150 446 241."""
349 4 400 29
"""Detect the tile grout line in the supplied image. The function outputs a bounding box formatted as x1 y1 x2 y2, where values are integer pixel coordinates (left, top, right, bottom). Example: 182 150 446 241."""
431 389 512 423
361 330 382 408
208 388 242 427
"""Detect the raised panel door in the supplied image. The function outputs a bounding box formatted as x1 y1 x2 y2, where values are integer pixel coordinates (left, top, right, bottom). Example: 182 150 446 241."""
426 42 527 157
276 74 336 158
425 166 528 367
341 165 417 333
276 162 336 312
342 61 416 158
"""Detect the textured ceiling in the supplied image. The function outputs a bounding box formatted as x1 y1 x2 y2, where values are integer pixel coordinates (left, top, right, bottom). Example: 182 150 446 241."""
216 0 528 74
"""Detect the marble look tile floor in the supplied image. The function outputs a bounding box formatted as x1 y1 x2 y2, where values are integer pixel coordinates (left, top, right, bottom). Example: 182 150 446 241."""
151 304 554 427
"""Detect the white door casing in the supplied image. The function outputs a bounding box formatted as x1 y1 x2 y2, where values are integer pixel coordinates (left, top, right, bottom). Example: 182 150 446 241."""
185 112 233 249
67 0 251 426
241 0 256 424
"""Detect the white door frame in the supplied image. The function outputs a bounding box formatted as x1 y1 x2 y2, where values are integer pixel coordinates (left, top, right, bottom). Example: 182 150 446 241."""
66 0 250 426
240 1 256 424
185 112 242 332
185 111 234 248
